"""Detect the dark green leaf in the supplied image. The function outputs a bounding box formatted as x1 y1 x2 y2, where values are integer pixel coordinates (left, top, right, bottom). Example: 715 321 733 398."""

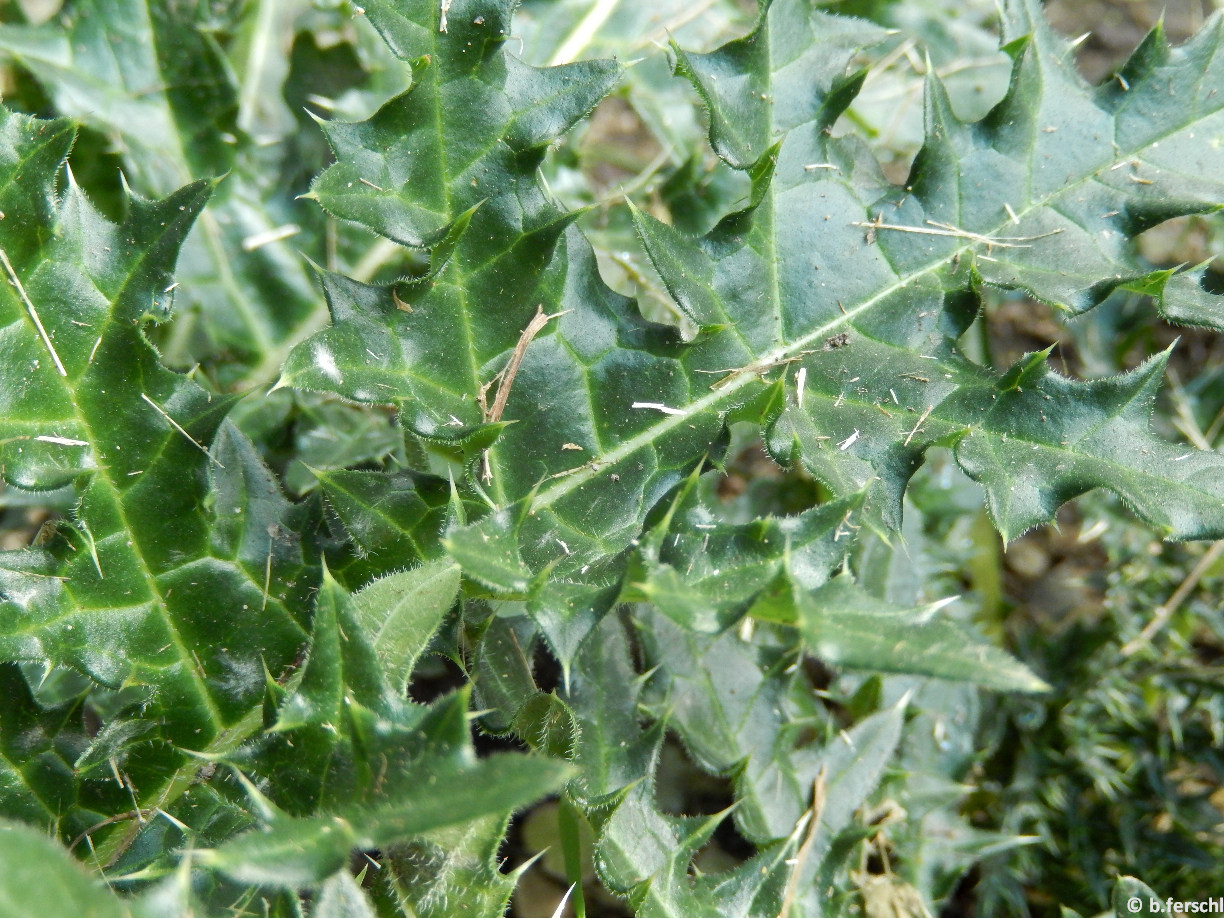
0 664 86 832
201 752 572 887
317 468 451 568
0 107 310 740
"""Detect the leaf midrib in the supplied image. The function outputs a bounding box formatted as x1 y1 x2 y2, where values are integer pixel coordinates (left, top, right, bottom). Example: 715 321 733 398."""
429 48 506 502
531 55 1224 512
6 193 231 732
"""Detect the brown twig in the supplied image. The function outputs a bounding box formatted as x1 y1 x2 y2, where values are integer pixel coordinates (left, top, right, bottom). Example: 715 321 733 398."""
706 350 813 389
1120 540 1224 657
479 307 567 481
903 404 934 446
482 307 567 425
778 766 827 918
68 809 156 853
850 218 1063 252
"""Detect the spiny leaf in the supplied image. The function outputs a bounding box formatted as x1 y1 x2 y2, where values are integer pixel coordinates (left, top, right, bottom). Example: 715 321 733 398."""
201 752 572 887
0 108 311 743
284 0 717 658
0 664 90 834
590 629 910 917
0 106 323 871
671 1 886 169
565 615 660 811
623 470 865 633
317 467 453 572
370 815 525 918
273 0 1224 684
631 0 1224 539
274 568 399 733
512 691 580 759
282 0 624 447
470 612 541 734
0 0 323 384
557 611 907 916
954 347 1224 541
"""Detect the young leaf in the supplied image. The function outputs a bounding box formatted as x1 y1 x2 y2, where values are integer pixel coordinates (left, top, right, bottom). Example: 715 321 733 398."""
371 815 526 918
274 569 399 733
316 468 453 571
351 559 461 694
314 871 378 918
240 569 572 891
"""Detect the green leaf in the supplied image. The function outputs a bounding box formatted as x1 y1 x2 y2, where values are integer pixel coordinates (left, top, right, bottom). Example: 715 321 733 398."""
281 0 623 428
671 3 885 170
200 752 572 887
287 0 1224 694
0 1 324 384
790 575 1048 691
314 871 378 918
637 0 1224 539
470 612 540 734
623 468 1042 688
635 607 913 843
624 470 863 633
595 671 909 916
275 568 399 732
351 559 461 694
513 0 752 179
565 615 661 810
0 107 310 738
0 818 129 918
283 0 721 658
512 691 580 759
953 347 1224 541
317 468 452 570
0 664 89 833
0 105 324 869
